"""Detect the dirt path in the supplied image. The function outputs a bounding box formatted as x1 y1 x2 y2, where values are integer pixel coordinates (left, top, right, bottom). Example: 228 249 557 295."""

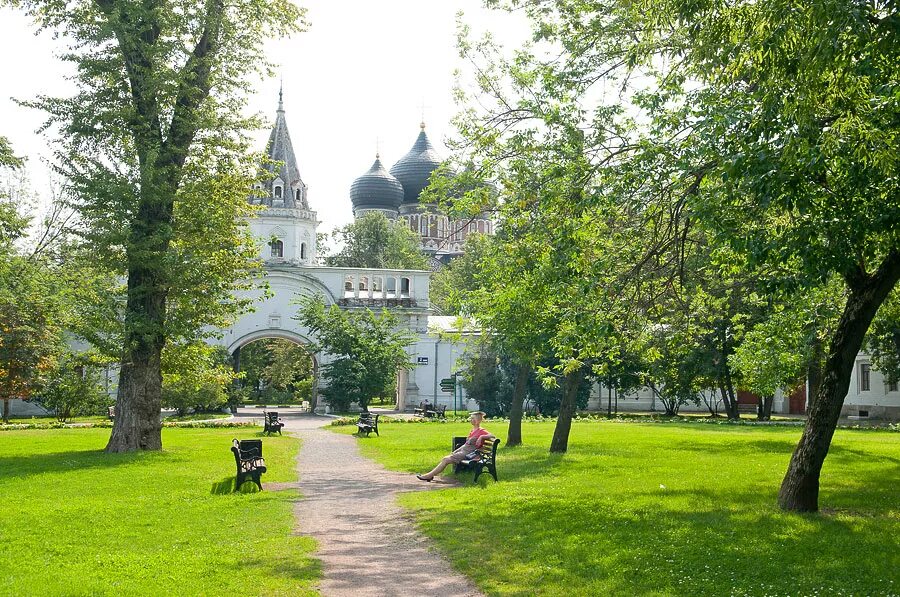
282 415 483 597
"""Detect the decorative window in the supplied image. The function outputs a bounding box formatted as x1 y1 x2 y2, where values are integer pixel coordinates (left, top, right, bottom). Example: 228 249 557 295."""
359 276 369 292
274 185 282 199
887 379 898 393
401 277 411 296
300 243 307 260
296 189 301 203
386 277 397 296
344 275 354 292
859 363 871 392
270 239 284 258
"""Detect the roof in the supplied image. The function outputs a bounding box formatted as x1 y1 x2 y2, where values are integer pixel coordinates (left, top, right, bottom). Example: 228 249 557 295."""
389 125 444 205
263 89 308 209
350 156 405 211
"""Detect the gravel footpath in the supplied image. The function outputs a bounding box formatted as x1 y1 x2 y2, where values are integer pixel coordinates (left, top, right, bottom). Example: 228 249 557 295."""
282 415 483 597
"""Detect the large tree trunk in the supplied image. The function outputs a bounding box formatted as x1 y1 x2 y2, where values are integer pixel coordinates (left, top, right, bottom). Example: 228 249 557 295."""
778 253 900 512
106 350 164 452
2 399 9 423
506 364 530 447
106 229 169 452
550 367 583 453
758 395 773 421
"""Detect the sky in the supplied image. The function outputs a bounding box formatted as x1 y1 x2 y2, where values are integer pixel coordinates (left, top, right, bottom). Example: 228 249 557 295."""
0 1 529 234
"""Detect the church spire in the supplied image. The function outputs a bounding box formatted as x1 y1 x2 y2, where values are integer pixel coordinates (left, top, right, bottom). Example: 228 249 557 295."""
278 78 284 113
261 87 308 209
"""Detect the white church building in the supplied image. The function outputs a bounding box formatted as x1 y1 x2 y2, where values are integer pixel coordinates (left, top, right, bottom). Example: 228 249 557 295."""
219 93 476 412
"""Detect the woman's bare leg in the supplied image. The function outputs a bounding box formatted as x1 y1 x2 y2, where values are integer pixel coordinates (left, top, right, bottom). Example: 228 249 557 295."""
421 456 453 480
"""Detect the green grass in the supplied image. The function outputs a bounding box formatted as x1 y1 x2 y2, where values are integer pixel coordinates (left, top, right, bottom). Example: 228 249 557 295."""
0 427 318 596
335 420 900 596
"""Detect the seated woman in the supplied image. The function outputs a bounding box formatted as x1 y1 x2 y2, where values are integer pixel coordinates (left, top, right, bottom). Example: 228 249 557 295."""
416 411 494 482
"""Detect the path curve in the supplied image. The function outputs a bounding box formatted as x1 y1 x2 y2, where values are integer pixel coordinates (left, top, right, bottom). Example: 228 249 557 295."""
282 415 483 597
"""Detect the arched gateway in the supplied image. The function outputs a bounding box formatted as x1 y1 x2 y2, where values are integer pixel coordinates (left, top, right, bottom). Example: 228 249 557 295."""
211 93 434 412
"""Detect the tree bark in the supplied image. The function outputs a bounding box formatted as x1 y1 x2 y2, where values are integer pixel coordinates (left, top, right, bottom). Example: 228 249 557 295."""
778 252 900 512
758 395 773 421
550 367 583 453
506 364 530 447
2 399 9 424
106 232 169 452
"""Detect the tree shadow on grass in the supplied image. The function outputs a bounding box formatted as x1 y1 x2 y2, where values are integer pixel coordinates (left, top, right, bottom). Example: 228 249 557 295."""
0 449 149 482
416 474 899 596
233 549 321 587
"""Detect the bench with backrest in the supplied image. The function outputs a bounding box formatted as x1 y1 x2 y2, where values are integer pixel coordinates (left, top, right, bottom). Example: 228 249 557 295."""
107 406 116 420
263 411 284 435
452 436 500 482
356 413 379 437
231 438 267 490
425 404 447 419
737 403 757 416
413 402 430 416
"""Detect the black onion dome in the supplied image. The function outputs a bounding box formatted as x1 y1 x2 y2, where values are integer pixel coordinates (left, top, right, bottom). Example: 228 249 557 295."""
389 125 444 204
350 156 404 211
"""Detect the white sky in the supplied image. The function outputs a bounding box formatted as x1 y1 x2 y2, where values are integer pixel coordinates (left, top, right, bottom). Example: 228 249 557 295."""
0 1 529 233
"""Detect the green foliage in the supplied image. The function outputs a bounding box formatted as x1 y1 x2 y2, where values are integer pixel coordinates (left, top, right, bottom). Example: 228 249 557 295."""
237 338 314 403
337 419 900 596
867 288 900 384
161 343 236 415
0 428 318 594
33 351 111 422
0 253 64 418
325 211 428 270
10 0 307 450
295 297 414 412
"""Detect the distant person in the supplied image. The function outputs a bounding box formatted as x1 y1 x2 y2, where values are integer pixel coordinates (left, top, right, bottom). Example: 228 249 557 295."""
416 411 494 482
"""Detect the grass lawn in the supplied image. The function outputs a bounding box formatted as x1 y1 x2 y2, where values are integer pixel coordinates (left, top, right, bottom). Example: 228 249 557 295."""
335 420 900 596
0 427 318 596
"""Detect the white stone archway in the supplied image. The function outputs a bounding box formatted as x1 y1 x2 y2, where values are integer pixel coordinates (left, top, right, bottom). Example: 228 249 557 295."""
214 264 433 412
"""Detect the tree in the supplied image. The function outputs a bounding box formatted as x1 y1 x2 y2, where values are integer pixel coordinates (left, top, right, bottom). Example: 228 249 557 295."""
326 212 428 270
161 343 236 415
466 0 900 512
35 351 111 422
0 256 62 422
237 338 313 403
11 0 305 451
295 297 414 412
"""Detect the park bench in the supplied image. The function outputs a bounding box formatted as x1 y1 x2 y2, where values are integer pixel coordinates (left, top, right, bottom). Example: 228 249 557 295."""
356 413 380 437
263 411 284 435
231 438 267 490
107 406 115 420
413 402 430 416
737 403 757 416
425 404 447 419
452 436 500 482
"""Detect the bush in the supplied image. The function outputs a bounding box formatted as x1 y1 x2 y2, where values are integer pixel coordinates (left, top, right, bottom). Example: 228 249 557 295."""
33 353 110 422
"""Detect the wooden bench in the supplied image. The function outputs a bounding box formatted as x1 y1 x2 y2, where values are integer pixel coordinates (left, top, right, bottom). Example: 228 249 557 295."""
263 411 284 435
413 402 430 416
452 436 500 482
231 438 267 490
425 404 447 419
107 406 116 420
356 414 379 437
737 403 757 415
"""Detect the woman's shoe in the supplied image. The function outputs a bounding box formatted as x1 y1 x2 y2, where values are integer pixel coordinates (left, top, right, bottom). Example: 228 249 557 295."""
416 474 432 482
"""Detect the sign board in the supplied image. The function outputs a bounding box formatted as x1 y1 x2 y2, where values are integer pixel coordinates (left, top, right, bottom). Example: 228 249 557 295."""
440 377 455 393
417 356 429 365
